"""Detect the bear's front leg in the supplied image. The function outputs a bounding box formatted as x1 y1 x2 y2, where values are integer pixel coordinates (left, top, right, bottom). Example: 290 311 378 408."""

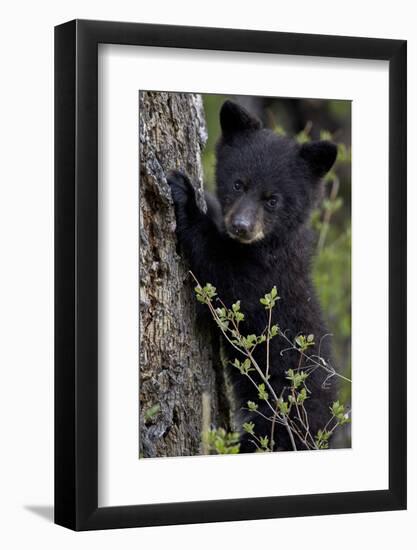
167 170 201 233
167 170 223 281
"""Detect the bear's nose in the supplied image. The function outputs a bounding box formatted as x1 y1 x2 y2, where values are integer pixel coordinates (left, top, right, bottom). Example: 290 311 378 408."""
232 218 252 237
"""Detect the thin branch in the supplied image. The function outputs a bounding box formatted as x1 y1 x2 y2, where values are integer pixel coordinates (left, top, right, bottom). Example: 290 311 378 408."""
265 306 272 380
317 173 340 253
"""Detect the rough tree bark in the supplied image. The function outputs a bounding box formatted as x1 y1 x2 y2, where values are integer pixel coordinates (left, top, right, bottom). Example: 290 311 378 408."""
139 91 226 458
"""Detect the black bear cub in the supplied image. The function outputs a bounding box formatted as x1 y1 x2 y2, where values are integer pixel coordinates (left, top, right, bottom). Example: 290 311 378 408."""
168 100 338 452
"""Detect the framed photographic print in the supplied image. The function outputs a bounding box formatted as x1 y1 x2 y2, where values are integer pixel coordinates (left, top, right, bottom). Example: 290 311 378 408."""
55 19 407 530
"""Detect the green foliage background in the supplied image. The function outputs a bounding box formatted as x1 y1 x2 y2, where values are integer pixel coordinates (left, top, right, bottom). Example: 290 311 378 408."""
201 94 352 411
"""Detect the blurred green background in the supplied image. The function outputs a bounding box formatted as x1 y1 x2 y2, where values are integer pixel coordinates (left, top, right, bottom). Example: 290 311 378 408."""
201 94 352 414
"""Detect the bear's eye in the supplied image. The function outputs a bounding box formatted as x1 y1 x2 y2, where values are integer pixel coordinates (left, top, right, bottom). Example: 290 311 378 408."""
266 196 278 209
233 180 244 192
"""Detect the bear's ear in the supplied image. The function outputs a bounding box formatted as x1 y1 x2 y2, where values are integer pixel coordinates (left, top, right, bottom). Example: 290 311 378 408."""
220 100 262 140
299 141 338 178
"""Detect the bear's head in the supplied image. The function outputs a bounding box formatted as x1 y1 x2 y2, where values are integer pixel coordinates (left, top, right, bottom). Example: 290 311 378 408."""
215 100 337 244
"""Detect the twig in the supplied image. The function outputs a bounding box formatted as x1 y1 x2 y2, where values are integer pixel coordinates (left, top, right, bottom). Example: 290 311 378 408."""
317 174 340 253
265 306 272 380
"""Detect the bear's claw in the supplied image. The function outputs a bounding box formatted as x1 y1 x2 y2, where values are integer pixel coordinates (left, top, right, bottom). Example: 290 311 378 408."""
167 170 195 206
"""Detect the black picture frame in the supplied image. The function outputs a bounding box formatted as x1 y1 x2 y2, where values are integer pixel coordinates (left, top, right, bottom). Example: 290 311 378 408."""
55 19 407 531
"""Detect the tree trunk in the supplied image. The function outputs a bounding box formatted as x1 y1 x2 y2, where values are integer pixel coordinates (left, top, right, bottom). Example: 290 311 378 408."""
139 91 225 458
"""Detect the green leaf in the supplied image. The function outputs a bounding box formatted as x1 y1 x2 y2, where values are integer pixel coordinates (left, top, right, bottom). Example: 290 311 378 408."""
330 401 345 417
297 387 308 403
319 129 333 141
278 399 289 415
259 436 269 449
143 403 161 422
286 369 309 389
242 334 257 349
257 384 269 401
260 287 280 309
194 283 217 303
270 324 279 337
315 429 331 449
203 428 241 455
243 422 255 435
274 124 286 136
296 130 311 144
194 285 206 303
294 334 314 352
203 283 217 299
233 358 254 375
339 414 351 426
235 312 245 322
215 307 227 319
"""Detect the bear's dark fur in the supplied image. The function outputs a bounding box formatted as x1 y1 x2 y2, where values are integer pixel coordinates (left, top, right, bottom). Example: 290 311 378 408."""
168 100 338 452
